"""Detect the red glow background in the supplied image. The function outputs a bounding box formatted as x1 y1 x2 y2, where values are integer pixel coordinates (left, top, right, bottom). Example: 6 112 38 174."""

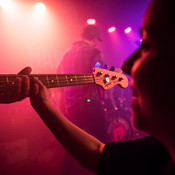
0 0 149 174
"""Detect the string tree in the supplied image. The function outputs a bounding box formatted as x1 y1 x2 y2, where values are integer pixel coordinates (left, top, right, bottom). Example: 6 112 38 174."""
115 68 122 73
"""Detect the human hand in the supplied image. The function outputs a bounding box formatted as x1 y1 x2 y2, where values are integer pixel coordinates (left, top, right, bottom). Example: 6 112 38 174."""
0 67 31 104
29 76 49 109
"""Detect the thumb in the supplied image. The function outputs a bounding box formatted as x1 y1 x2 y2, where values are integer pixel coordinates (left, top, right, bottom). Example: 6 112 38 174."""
18 66 32 75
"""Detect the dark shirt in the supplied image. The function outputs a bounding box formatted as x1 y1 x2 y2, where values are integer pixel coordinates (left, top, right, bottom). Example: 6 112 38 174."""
166 161 175 175
57 40 106 142
98 137 171 175
57 40 104 111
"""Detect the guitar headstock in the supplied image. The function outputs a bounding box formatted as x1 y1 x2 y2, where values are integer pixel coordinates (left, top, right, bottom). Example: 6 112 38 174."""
93 67 128 90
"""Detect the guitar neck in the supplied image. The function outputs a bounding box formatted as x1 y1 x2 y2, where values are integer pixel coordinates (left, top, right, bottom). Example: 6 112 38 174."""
0 74 95 88
0 68 129 90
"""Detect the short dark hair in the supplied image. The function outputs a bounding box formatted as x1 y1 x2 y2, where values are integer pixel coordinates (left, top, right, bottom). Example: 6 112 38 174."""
81 25 102 41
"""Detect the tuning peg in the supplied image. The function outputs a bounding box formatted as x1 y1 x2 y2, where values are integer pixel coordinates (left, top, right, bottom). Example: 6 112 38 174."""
109 66 116 71
102 64 109 69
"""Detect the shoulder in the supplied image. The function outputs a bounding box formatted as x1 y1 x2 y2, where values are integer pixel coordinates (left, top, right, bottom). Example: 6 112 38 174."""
166 161 175 175
104 137 170 157
98 137 171 175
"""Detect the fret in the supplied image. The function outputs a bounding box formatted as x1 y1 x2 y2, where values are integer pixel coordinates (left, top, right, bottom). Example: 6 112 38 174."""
0 74 95 89
51 75 67 87
47 75 58 88
6 74 9 83
84 74 87 82
0 67 129 90
56 75 59 87
65 75 69 86
46 75 50 88
67 75 77 85
74 75 78 85
68 75 75 83
8 75 16 85
0 75 16 85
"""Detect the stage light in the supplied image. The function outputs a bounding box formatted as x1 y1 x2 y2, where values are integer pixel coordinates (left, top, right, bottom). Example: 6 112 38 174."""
0 0 12 8
108 26 116 33
34 2 46 14
139 39 142 45
94 61 101 68
87 99 91 102
124 27 132 34
87 19 96 25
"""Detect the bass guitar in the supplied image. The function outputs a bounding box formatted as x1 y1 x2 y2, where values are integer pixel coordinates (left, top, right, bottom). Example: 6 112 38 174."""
0 67 128 90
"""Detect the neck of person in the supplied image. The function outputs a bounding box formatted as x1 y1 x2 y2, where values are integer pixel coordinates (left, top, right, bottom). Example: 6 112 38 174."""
83 38 97 47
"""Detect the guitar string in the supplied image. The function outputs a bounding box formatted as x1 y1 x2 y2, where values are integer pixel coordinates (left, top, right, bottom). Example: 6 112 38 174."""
0 77 103 88
0 74 120 88
0 75 93 79
0 77 95 83
0 75 94 80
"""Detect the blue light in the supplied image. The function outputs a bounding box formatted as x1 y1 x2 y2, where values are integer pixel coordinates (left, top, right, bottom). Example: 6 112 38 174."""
94 62 101 68
139 39 142 45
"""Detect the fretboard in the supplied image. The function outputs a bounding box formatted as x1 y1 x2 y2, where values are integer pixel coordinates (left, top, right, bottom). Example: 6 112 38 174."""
0 74 95 88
